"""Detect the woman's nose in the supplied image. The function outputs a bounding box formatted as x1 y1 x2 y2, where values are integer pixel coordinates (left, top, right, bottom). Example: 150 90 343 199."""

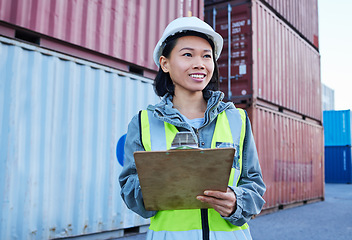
192 57 205 69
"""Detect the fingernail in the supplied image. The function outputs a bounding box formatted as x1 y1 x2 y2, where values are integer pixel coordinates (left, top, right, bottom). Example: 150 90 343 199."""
204 191 209 195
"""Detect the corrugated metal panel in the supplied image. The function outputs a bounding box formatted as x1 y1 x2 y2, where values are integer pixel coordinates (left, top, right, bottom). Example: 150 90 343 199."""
242 105 324 210
0 36 160 239
0 0 204 72
321 83 335 111
325 146 352 184
261 0 319 49
204 0 322 121
252 0 321 121
204 0 319 49
323 110 352 146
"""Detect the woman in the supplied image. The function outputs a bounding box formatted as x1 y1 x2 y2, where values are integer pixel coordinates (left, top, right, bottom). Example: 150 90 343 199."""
119 16 266 240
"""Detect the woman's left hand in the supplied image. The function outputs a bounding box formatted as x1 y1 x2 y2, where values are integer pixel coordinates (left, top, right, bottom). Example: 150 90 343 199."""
196 187 237 217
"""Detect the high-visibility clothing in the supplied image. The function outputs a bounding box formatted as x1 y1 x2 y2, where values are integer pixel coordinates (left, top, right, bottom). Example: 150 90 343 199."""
140 108 251 240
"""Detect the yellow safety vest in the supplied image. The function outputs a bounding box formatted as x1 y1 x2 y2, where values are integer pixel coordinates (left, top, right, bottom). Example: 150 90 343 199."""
140 108 249 240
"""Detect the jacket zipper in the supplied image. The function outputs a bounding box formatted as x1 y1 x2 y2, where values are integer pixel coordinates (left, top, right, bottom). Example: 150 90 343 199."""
197 127 209 240
201 209 210 240
194 127 200 147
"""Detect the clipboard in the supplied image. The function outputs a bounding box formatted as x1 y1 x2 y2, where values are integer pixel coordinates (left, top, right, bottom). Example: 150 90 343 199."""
134 148 235 211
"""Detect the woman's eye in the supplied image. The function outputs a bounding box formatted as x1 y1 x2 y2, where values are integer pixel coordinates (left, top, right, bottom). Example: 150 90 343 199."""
183 53 192 57
204 54 212 58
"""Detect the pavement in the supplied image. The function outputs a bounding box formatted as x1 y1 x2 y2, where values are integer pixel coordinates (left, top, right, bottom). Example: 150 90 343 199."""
249 183 352 240
117 183 352 240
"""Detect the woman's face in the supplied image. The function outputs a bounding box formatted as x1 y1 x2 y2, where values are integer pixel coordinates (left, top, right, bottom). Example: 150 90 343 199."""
160 35 215 95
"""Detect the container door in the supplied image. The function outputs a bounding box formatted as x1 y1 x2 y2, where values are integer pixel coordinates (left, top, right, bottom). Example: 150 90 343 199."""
205 2 253 103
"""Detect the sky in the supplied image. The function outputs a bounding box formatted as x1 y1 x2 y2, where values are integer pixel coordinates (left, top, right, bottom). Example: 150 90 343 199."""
319 0 352 110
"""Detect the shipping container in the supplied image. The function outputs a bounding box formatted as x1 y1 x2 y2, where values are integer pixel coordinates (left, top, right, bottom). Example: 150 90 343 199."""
205 0 322 122
0 36 160 239
0 0 204 74
257 0 319 49
323 110 352 146
236 103 325 211
321 83 335 111
204 0 319 49
325 146 352 184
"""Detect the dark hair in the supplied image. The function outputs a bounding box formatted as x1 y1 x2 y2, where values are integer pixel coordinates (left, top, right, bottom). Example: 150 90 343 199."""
153 31 219 98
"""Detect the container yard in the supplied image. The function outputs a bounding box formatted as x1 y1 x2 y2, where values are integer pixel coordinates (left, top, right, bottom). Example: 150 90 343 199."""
0 0 205 238
205 0 323 213
0 0 326 239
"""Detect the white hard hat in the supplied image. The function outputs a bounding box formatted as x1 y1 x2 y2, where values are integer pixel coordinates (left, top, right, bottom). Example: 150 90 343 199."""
153 16 223 67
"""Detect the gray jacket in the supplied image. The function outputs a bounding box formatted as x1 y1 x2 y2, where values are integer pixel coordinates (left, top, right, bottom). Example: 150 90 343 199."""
119 91 266 226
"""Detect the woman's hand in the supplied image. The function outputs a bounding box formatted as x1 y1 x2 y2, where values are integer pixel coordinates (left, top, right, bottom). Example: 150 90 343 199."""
196 187 237 217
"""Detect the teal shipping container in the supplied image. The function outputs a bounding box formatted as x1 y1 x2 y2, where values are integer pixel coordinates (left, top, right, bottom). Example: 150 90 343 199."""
325 146 352 184
323 110 352 146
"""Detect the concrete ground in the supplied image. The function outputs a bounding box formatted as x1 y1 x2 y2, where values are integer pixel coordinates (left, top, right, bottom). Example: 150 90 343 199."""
116 183 352 240
249 183 352 240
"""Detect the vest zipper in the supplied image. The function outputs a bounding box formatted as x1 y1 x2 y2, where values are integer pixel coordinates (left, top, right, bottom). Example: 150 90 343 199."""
201 209 210 240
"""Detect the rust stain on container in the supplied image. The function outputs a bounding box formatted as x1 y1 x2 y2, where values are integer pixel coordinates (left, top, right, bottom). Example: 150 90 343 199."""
205 0 322 122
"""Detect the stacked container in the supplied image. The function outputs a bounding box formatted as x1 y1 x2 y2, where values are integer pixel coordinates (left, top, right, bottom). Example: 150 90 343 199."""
205 0 324 213
322 83 335 111
0 0 204 239
323 110 352 183
0 0 203 77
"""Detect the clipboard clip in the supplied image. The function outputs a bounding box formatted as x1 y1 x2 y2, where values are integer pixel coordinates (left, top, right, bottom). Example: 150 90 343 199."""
170 132 198 150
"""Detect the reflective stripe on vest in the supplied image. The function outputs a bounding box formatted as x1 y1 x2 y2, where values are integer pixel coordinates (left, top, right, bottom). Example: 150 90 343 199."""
140 108 248 237
140 110 178 151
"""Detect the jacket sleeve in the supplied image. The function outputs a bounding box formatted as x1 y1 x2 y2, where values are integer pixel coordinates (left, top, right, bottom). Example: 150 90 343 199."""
223 113 266 226
119 114 157 218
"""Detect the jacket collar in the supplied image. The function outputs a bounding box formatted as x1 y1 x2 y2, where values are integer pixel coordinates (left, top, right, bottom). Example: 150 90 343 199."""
147 91 235 128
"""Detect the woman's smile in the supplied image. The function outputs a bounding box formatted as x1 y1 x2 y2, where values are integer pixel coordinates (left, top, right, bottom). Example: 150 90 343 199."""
189 73 207 82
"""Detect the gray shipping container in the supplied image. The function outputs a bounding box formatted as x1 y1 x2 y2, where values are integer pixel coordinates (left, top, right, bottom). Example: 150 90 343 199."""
322 83 335 111
0 36 160 239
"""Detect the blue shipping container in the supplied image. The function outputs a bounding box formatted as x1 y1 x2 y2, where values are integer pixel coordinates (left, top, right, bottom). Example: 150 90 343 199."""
323 110 352 146
325 146 352 183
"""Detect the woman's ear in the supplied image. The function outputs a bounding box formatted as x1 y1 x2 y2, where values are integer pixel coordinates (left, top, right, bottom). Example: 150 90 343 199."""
159 56 169 73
